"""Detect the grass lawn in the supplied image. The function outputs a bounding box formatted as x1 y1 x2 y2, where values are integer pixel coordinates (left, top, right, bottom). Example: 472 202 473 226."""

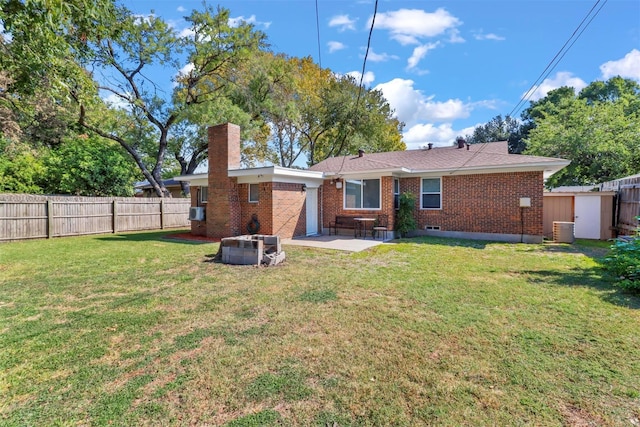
1 231 639 426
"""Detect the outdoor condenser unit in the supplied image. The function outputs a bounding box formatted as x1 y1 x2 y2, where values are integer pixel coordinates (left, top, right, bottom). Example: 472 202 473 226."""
188 207 205 221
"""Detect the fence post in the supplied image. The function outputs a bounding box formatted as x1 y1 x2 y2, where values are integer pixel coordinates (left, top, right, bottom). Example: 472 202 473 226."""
160 199 165 230
47 200 53 238
113 200 117 233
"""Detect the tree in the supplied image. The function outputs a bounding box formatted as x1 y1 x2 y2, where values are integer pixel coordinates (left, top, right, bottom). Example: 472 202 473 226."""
524 79 640 187
0 138 45 193
465 115 520 145
40 134 139 196
69 6 267 197
234 53 405 167
0 0 117 96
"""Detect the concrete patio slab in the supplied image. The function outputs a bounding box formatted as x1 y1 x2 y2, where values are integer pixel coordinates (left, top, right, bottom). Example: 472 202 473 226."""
282 234 390 252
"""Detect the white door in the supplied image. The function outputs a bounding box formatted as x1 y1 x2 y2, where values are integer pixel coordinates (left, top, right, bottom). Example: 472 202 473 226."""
574 195 600 239
306 188 319 236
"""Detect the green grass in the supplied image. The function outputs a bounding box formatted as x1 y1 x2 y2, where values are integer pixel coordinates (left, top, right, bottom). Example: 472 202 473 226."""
1 230 639 426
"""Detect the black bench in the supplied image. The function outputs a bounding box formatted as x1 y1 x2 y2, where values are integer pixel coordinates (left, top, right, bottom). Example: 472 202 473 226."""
329 215 359 235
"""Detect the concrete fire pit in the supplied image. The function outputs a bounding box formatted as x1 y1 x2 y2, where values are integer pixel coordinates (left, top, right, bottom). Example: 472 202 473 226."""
216 234 285 266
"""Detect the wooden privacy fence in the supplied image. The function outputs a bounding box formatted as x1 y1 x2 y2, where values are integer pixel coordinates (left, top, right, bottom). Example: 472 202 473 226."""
0 194 191 242
617 184 640 235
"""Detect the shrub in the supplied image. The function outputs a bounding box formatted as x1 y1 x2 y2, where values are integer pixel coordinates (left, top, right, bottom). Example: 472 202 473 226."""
395 192 417 237
602 216 640 291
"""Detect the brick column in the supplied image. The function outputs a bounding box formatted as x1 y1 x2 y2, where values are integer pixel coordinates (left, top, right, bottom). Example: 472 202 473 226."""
206 123 242 238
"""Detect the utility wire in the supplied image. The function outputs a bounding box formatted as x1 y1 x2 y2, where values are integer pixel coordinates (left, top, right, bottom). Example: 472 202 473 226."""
450 1 607 177
315 0 322 68
508 0 607 119
335 0 378 175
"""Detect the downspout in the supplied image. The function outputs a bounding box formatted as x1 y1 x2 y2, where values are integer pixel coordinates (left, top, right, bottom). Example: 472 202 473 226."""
320 183 324 235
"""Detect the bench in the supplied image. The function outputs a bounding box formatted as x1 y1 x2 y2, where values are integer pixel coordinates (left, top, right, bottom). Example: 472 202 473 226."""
329 215 359 235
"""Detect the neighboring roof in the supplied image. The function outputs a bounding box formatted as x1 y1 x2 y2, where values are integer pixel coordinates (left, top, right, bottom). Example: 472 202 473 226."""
135 179 182 189
309 141 570 179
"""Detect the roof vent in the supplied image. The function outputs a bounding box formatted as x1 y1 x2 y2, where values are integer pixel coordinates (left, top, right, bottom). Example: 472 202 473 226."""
427 143 433 150
358 149 364 157
456 137 466 149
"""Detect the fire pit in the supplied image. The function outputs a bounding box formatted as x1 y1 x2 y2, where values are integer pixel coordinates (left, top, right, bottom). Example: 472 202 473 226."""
216 234 285 266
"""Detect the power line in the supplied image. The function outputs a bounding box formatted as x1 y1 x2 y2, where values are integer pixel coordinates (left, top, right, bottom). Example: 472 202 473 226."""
335 0 379 175
508 0 607 119
315 0 322 68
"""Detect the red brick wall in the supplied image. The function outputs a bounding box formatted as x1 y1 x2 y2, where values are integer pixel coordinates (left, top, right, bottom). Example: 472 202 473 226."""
272 182 307 237
238 182 272 236
206 123 242 238
321 176 396 231
321 172 544 236
237 182 306 238
189 187 206 236
406 172 543 235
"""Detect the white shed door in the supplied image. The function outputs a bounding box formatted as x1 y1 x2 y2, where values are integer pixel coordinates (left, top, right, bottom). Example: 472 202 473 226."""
306 188 318 236
574 195 600 239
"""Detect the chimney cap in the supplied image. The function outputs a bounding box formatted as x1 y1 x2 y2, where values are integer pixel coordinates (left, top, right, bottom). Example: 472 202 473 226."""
358 149 364 157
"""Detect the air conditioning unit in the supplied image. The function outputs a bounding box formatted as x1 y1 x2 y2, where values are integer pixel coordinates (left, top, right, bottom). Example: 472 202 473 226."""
189 207 205 221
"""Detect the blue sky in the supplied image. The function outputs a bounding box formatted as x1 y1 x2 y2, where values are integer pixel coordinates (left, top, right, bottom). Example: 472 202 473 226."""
125 0 640 149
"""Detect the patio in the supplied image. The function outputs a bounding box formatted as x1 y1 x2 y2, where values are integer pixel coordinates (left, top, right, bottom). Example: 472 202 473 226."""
282 233 392 252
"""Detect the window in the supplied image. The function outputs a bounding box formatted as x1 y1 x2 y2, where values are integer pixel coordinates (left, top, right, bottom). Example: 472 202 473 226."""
345 179 380 209
394 178 400 210
249 183 259 203
199 186 208 204
421 178 441 209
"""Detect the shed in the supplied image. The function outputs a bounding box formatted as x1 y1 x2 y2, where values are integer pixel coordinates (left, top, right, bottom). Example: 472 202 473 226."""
543 191 616 240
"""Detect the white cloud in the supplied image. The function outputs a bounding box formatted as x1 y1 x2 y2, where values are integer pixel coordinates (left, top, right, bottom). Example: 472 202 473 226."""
177 6 186 12
527 71 587 101
473 31 505 41
372 8 462 45
103 93 131 111
365 49 399 62
229 15 271 30
406 42 440 70
374 78 472 126
172 63 195 87
177 63 194 78
403 123 462 149
346 71 375 86
448 29 465 44
133 13 155 25
600 49 640 81
329 14 356 32
178 27 195 39
0 22 11 42
328 41 346 53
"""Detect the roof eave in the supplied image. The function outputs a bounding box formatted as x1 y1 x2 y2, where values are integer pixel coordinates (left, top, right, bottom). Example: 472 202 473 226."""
406 160 571 177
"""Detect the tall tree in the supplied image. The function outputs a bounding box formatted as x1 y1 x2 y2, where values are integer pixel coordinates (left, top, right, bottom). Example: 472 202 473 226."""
72 6 266 196
524 77 640 187
235 53 405 167
465 114 520 145
0 0 117 96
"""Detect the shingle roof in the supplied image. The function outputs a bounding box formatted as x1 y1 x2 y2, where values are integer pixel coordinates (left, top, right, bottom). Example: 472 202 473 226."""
309 141 569 176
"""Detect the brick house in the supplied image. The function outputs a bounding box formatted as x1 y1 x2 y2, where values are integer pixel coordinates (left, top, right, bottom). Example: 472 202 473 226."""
176 123 569 243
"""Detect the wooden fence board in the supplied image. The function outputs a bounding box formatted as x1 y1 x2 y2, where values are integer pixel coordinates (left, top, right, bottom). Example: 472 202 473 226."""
0 194 190 242
618 185 640 235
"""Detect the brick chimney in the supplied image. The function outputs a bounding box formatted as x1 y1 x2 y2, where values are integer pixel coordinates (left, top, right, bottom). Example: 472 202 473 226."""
206 123 242 238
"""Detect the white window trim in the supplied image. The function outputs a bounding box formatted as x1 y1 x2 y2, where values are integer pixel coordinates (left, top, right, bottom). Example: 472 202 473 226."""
248 183 259 203
420 177 442 210
343 178 382 210
394 178 400 210
199 186 208 204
